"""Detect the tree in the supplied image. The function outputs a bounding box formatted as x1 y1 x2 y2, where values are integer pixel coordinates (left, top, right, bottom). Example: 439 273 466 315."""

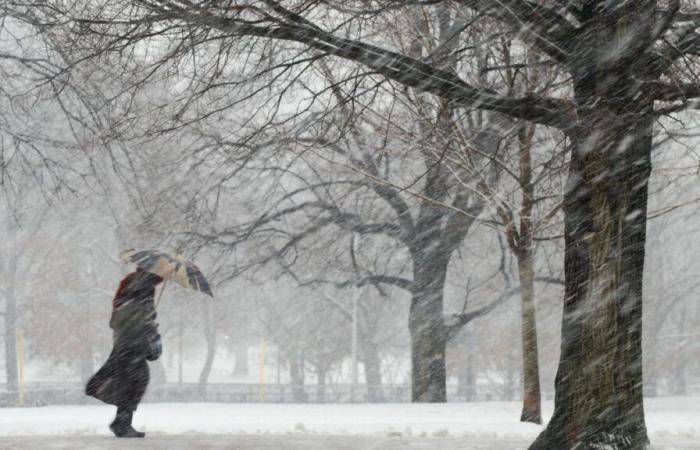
258 282 352 403
219 80 511 402
0 11 134 388
474 43 566 424
133 5 523 403
19 202 123 382
1 218 21 393
320 239 409 403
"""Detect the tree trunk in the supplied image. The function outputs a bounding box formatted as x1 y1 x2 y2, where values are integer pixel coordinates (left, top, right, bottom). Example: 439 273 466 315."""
530 99 652 449
3 252 18 393
457 351 477 402
289 350 305 402
317 365 327 404
517 249 542 424
199 301 217 386
3 297 18 393
409 316 446 402
409 254 448 403
361 337 383 402
232 343 249 376
456 326 477 402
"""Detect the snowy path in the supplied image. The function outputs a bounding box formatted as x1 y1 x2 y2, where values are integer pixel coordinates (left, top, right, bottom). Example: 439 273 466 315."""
0 435 531 450
0 398 698 449
0 434 698 450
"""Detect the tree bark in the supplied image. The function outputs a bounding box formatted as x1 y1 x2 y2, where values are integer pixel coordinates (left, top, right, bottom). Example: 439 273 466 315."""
517 248 542 424
511 122 543 424
409 254 448 403
530 98 653 449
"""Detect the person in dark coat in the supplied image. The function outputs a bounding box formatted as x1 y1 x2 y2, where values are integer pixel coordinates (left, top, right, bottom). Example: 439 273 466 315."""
86 268 164 438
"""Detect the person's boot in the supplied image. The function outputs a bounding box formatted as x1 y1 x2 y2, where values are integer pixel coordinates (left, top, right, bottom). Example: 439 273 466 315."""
110 408 146 438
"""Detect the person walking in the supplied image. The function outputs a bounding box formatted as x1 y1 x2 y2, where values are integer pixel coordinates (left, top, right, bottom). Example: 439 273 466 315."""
86 268 164 438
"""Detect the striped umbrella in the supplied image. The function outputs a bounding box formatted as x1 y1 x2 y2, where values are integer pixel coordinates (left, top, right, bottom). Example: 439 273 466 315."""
120 249 213 299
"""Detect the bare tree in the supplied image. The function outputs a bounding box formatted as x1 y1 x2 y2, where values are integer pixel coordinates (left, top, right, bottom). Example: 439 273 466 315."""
468 42 565 423
259 283 352 403
136 6 522 404
320 237 409 403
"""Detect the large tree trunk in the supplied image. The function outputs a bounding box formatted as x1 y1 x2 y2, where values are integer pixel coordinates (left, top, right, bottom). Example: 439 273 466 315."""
530 99 652 449
361 336 383 402
517 248 542 424
409 254 448 403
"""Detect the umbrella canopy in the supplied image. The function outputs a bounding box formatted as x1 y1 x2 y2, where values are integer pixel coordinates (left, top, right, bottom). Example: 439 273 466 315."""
120 249 213 297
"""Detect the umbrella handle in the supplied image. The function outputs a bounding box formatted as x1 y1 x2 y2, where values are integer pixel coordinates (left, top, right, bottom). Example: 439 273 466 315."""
155 279 168 309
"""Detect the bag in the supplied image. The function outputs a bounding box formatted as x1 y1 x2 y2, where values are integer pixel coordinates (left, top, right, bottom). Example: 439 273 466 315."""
145 332 162 361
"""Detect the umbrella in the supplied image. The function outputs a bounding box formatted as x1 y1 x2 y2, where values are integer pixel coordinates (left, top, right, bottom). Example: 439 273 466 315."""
120 249 214 299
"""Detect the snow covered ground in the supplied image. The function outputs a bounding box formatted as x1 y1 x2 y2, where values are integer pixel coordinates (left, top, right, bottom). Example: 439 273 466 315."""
0 397 698 449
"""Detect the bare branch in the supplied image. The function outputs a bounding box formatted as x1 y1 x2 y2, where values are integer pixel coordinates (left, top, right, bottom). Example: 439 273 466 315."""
122 1 574 129
647 80 700 102
456 0 578 65
445 284 520 340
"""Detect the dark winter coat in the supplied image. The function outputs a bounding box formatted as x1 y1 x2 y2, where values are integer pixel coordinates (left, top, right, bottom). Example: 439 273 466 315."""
86 271 163 412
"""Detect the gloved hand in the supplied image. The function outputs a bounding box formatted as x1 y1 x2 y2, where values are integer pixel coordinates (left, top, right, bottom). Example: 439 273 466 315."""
145 332 162 361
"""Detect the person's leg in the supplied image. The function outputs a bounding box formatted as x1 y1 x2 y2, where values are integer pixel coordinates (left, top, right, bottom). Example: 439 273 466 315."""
110 406 145 438
109 356 149 438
